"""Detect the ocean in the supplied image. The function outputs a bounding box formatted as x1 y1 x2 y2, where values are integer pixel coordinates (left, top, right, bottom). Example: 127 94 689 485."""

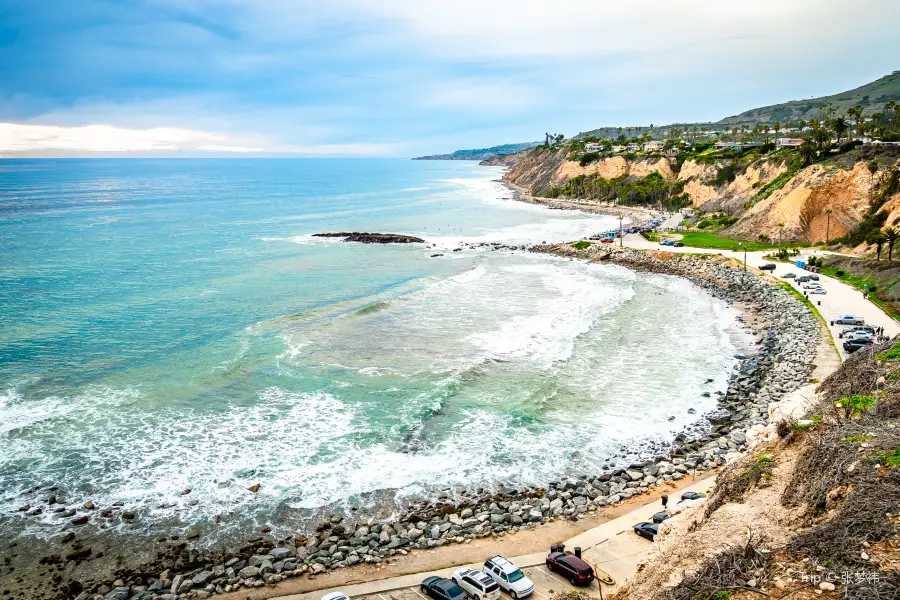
0 158 738 542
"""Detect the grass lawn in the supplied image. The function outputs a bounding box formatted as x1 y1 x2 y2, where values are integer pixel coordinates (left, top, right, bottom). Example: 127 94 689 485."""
660 231 783 252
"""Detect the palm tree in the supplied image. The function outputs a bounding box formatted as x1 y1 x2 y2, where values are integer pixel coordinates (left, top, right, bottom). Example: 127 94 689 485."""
831 116 849 143
799 140 818 166
776 222 785 246
763 125 771 143
824 208 833 243
868 232 887 261
887 228 899 261
847 104 864 138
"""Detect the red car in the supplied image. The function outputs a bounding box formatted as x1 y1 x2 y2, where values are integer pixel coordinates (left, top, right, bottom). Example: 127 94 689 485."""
545 552 595 586
600 238 614 243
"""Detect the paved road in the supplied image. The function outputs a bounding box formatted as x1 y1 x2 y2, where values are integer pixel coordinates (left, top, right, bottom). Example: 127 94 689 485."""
627 234 900 359
273 478 716 600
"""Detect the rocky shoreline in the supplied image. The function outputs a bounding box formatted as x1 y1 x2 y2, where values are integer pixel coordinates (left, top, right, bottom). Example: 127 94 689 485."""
4 245 821 600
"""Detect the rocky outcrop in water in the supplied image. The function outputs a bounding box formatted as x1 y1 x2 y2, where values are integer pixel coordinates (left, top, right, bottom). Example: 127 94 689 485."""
313 232 425 244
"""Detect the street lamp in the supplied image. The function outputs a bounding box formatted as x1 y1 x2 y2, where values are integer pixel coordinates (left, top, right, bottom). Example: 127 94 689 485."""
738 242 747 271
617 215 624 247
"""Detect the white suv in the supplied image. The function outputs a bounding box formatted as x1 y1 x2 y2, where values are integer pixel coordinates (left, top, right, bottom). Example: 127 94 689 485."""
482 556 534 599
452 568 501 600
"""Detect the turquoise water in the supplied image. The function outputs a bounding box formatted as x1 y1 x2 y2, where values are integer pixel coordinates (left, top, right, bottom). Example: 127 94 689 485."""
0 159 736 540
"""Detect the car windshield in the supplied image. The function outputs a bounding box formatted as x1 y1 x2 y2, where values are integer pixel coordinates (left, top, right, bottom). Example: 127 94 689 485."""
507 569 525 582
446 585 466 598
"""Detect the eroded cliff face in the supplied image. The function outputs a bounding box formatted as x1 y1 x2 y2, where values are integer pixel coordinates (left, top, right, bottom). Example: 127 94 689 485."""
502 148 675 194
726 162 883 242
676 159 787 212
497 146 899 244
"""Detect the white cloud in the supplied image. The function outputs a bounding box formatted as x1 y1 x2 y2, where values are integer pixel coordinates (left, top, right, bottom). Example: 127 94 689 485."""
0 123 393 156
0 123 242 153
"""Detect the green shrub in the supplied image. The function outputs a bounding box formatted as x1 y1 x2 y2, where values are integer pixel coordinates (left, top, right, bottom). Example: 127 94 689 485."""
871 448 900 468
876 341 900 360
836 269 845 277
835 395 876 416
571 240 591 250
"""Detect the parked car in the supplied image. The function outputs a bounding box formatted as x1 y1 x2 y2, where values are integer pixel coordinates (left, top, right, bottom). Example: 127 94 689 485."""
839 326 875 338
843 339 874 353
807 274 820 280
452 568 501 600
846 331 874 342
651 510 670 524
673 241 685 247
600 238 613 243
322 593 351 600
809 288 827 295
633 522 659 541
802 283 821 289
545 552 595 586
422 577 468 600
483 556 534 599
760 263 776 271
834 315 865 326
797 275 812 282
663 241 675 246
782 273 796 279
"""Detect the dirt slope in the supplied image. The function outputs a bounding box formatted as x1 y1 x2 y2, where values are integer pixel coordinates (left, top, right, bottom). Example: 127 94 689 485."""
727 163 880 242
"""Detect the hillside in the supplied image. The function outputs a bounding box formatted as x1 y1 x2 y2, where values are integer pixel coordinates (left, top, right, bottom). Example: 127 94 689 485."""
620 336 900 600
412 142 539 161
574 72 900 140
720 71 900 126
499 142 900 246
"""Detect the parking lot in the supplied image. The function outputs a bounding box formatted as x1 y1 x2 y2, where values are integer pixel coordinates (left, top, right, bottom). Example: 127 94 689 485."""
278 513 656 600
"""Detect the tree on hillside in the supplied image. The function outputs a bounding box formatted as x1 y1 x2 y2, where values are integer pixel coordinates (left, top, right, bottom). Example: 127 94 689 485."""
799 140 818 166
776 222 785 246
763 124 771 143
886 228 899 261
824 208 833 244
830 116 849 143
867 232 887 261
847 104 865 138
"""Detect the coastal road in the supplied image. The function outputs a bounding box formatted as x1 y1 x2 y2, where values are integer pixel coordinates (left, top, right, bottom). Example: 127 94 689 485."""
625 234 900 359
270 477 716 600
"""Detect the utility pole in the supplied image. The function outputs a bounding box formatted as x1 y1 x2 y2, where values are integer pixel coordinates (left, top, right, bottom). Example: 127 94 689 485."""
618 215 624 247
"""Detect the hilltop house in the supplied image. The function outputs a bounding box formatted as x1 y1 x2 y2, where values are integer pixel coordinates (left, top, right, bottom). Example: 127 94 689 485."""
643 141 665 152
626 143 641 152
775 138 804 147
584 142 605 152
611 145 627 153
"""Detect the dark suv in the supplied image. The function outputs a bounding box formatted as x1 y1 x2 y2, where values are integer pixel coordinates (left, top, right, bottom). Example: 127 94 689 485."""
759 263 776 271
843 339 873 353
545 552 595 586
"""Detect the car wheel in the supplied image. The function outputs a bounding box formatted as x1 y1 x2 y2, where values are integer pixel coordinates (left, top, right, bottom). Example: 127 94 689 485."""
569 577 578 586
421 587 429 596
511 592 518 600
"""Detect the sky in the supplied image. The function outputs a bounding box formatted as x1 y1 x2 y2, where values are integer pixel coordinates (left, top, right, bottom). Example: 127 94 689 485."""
0 0 898 157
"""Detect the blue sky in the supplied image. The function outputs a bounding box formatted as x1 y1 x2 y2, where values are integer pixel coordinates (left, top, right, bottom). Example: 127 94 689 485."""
1 0 898 157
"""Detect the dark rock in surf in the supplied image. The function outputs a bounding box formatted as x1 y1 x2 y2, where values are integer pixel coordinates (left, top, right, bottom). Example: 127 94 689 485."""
314 232 425 244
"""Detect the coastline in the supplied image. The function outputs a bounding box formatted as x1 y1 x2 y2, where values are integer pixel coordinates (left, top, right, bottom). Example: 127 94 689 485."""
8 242 824 600
501 180 665 225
